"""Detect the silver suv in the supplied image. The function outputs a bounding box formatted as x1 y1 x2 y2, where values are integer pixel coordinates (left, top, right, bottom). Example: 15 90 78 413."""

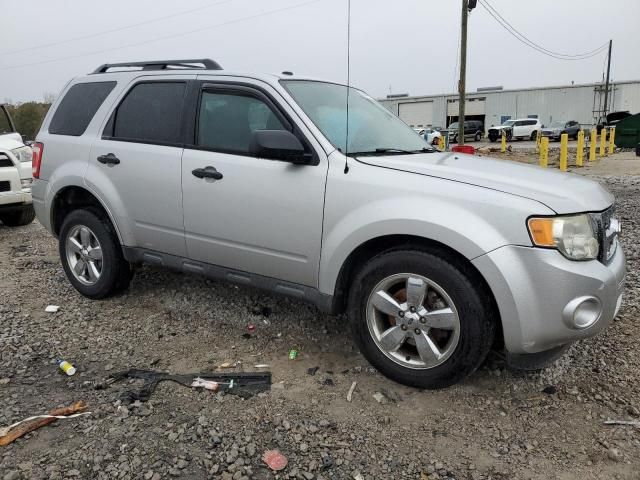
33 59 625 389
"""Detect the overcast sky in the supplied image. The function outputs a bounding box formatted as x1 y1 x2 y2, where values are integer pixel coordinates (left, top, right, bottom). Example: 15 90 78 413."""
1 0 639 103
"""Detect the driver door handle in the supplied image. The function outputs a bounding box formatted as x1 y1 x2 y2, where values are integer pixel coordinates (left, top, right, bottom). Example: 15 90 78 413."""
192 166 223 180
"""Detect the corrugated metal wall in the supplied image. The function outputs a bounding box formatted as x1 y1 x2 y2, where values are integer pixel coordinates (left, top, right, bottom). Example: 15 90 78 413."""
380 81 640 132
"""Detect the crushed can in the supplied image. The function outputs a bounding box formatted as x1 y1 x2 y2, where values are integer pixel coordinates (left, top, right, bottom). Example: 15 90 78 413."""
57 359 76 376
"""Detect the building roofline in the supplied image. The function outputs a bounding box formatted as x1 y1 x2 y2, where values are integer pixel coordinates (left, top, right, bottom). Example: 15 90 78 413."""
380 79 640 102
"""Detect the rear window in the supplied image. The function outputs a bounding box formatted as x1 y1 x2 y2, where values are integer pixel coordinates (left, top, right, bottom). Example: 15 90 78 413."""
49 81 116 136
105 82 186 145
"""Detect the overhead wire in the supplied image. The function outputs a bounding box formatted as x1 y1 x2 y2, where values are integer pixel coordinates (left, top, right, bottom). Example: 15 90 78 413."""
0 0 323 71
478 0 608 61
0 0 236 56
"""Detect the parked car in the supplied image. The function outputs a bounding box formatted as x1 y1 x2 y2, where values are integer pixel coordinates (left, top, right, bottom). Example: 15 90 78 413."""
540 120 581 141
423 127 443 146
446 120 484 143
512 118 542 141
0 104 35 226
33 59 625 389
487 120 515 142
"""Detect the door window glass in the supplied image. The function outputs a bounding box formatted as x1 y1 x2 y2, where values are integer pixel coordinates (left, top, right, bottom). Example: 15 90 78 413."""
197 91 287 153
109 82 186 144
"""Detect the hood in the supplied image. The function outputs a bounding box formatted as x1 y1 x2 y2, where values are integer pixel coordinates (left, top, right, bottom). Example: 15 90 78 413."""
0 133 24 150
356 152 614 214
489 125 510 131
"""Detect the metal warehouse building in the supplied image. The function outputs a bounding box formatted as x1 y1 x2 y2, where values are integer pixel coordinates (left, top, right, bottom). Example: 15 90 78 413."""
379 79 640 132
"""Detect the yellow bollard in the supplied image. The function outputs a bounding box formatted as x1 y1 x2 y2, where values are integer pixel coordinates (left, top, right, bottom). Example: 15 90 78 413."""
576 130 584 167
589 128 597 162
608 128 616 155
539 137 549 167
438 135 445 151
599 128 608 157
501 132 507 153
560 133 568 171
536 131 542 151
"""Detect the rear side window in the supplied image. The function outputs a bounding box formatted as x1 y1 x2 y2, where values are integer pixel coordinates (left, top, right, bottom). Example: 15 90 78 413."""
49 82 116 136
106 82 186 145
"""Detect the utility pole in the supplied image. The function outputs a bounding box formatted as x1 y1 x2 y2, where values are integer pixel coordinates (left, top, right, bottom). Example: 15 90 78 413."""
458 0 469 145
602 39 613 118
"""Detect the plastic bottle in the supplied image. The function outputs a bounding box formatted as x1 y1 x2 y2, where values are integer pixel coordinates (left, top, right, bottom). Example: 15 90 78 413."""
57 360 76 376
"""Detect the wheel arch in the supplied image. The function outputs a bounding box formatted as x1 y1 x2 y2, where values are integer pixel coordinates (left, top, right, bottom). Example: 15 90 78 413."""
329 234 502 344
51 185 123 244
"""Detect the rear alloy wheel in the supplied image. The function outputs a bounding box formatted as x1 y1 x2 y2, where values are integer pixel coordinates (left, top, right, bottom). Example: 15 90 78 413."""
60 208 132 299
348 248 496 389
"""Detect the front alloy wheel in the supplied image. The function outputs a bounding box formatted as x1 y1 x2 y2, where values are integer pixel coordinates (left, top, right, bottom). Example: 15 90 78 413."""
367 274 460 369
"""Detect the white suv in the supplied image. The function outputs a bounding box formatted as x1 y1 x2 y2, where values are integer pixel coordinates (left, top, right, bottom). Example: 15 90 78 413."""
0 104 35 226
32 59 624 389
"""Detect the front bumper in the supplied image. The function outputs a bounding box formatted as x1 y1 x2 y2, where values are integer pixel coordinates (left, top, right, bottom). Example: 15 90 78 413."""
473 245 625 354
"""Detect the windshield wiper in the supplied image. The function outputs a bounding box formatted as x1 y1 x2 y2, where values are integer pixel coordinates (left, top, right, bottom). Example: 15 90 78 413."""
350 147 436 156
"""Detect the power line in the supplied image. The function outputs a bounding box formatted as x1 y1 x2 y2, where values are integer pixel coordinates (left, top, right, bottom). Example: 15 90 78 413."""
0 0 322 71
0 0 235 56
479 0 608 61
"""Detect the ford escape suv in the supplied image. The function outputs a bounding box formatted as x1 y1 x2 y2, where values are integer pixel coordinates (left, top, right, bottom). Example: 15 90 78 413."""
32 59 625 389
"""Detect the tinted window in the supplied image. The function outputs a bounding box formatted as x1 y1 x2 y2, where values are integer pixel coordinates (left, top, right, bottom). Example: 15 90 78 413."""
197 91 287 153
111 82 186 144
49 82 116 136
527 120 538 126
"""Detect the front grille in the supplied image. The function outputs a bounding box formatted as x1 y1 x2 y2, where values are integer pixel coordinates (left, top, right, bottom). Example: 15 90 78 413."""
0 181 10 192
592 206 618 264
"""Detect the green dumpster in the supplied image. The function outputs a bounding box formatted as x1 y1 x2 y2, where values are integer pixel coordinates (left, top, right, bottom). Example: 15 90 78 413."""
614 113 640 148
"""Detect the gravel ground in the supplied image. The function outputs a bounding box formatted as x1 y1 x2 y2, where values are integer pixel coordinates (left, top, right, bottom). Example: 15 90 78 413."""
1 159 639 480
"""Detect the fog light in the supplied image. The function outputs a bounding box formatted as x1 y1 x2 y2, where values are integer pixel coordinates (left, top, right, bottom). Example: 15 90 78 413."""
21 178 32 188
562 296 602 330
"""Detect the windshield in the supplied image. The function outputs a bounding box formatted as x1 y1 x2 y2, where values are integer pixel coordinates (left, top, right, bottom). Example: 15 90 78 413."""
549 121 564 128
448 122 459 130
502 120 515 127
281 80 431 155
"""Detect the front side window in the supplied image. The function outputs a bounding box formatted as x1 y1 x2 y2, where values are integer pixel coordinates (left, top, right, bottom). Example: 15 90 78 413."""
282 80 430 155
197 91 287 153
109 82 186 144
49 81 116 136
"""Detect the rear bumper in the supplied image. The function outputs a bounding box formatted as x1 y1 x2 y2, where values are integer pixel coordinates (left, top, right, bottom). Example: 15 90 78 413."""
473 245 625 354
0 190 32 207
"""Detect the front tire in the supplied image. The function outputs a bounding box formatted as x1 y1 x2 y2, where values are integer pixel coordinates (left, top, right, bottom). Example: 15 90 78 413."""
59 208 132 299
0 206 35 227
474 132 482 142
347 248 496 389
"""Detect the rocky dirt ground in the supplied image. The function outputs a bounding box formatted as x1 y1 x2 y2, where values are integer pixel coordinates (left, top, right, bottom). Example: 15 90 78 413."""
1 153 639 480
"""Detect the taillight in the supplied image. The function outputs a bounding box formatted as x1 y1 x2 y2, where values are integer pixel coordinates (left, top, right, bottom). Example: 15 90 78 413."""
32 142 44 179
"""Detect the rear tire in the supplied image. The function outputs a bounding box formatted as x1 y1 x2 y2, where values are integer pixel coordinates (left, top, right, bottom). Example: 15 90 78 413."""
530 131 537 141
59 208 132 299
474 132 482 142
0 206 35 227
347 248 496 389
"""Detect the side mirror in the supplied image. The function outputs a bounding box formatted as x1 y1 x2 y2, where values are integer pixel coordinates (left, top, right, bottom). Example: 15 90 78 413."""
250 130 309 164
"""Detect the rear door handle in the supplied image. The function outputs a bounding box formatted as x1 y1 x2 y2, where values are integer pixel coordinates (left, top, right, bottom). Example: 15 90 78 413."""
97 153 120 165
192 166 223 180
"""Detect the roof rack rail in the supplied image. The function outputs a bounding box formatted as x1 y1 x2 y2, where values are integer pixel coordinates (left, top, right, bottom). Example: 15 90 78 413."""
92 59 222 74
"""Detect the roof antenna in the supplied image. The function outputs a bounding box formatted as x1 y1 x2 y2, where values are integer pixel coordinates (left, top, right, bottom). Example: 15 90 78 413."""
343 0 351 174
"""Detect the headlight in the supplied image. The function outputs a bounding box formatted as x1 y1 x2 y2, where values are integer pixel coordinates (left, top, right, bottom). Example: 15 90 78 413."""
11 146 33 163
528 214 599 260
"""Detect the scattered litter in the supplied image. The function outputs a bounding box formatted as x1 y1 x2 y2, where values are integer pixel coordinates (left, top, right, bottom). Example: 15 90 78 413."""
108 369 271 403
542 385 558 395
307 366 319 376
45 305 60 313
191 377 224 391
218 362 237 369
57 359 76 376
247 323 256 335
604 420 640 427
322 378 334 386
288 348 299 360
262 449 288 471
346 381 357 402
254 364 270 369
373 392 387 404
321 455 334 469
0 401 89 446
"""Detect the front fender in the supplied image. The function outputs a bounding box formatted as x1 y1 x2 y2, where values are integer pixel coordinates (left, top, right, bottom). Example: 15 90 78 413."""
318 157 553 295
